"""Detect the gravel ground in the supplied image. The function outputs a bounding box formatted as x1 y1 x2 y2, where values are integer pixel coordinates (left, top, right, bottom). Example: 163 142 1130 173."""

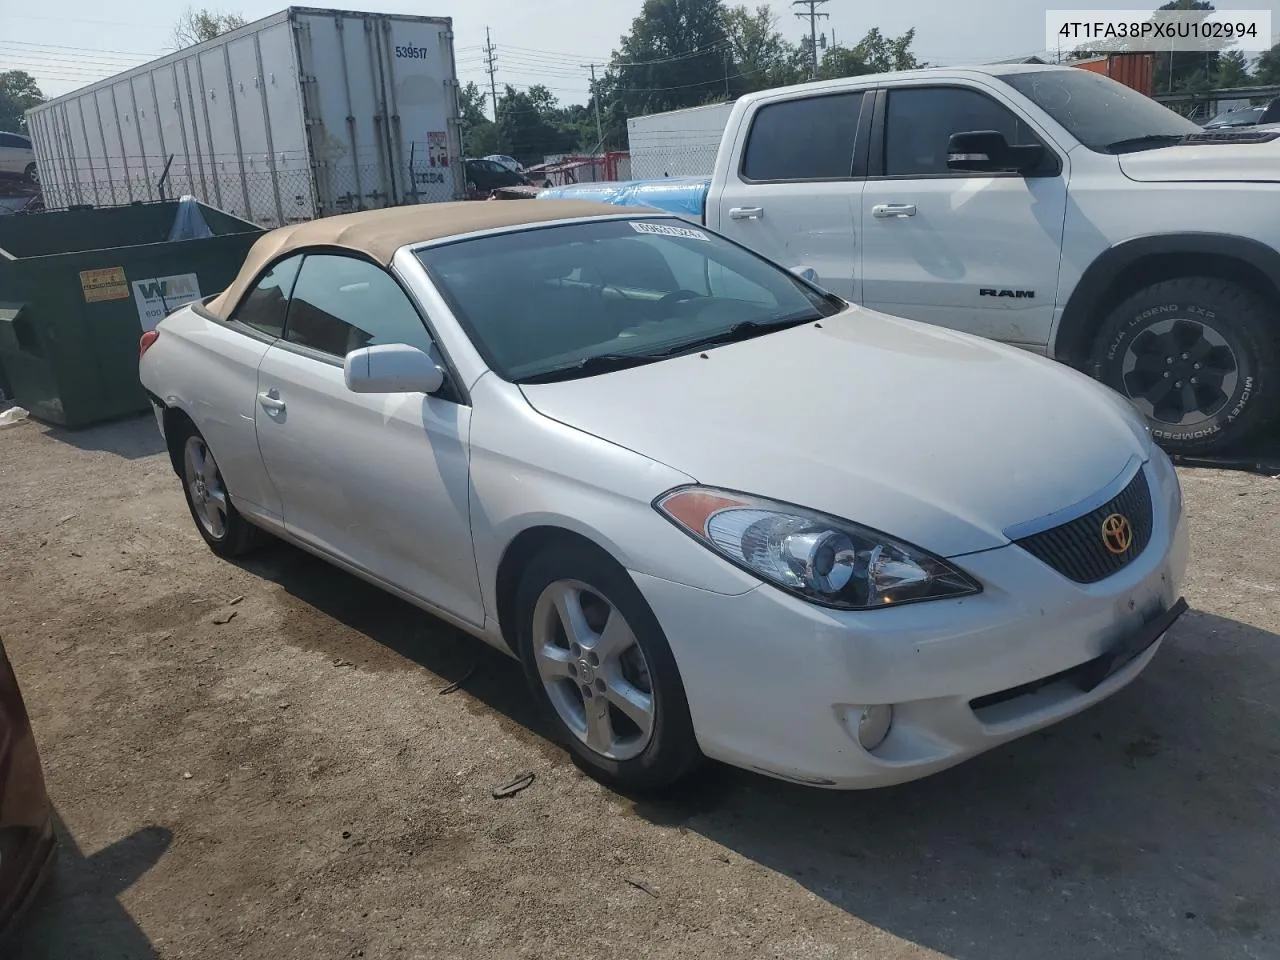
1 414 1278 960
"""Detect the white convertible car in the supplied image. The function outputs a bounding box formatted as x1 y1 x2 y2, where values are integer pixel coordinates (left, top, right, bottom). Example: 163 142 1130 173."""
140 200 1188 791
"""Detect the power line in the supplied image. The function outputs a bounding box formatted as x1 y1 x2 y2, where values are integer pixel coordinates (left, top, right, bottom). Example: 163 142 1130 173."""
3 13 169 29
0 39 166 58
0 52 155 70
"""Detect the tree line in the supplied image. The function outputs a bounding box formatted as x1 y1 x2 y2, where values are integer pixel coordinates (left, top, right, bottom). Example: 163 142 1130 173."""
461 0 924 163
1071 0 1280 96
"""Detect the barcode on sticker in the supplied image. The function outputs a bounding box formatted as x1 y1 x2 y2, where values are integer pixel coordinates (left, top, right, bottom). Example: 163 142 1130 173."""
630 221 711 242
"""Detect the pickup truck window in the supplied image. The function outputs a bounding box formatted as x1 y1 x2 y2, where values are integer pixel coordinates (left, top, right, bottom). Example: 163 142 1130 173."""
999 69 1199 153
741 92 863 182
884 87 1044 177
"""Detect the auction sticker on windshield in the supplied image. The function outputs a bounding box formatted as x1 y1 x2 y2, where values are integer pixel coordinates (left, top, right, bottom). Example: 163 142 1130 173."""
630 222 711 242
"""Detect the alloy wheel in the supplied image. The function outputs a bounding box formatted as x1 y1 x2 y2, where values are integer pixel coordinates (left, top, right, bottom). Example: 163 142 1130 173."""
531 579 655 761
183 435 229 540
1120 317 1240 425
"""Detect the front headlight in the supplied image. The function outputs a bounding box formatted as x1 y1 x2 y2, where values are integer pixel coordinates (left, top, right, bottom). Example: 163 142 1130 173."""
655 487 980 610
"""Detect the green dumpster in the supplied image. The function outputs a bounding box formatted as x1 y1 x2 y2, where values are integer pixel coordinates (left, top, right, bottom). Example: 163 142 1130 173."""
0 200 262 428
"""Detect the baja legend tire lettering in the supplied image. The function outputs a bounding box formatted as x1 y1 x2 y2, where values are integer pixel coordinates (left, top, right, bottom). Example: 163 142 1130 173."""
1134 304 1180 324
1107 304 1182 360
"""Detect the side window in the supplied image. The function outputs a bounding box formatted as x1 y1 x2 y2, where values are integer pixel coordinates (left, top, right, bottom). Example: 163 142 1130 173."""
884 87 1045 177
230 255 302 338
741 92 863 182
0 134 19 148
285 254 434 358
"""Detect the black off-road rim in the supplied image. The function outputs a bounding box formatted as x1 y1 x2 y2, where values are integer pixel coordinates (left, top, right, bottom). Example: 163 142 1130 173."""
1120 317 1240 426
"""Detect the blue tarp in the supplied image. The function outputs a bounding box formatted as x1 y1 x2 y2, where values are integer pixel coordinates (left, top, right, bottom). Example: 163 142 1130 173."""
536 178 711 221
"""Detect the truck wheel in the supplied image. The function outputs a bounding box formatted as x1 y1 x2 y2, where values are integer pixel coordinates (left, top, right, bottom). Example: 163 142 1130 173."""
1088 277 1279 453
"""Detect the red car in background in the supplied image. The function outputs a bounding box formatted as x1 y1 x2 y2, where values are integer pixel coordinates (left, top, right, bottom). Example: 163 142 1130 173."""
0 636 54 941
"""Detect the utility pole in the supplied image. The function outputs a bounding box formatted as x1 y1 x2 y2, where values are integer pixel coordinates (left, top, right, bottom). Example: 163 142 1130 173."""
583 63 604 148
792 0 830 79
484 27 499 120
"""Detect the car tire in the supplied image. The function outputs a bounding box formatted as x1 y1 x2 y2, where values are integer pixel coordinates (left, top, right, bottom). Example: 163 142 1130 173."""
23 163 37 184
514 542 701 793
175 421 263 558
1087 277 1280 453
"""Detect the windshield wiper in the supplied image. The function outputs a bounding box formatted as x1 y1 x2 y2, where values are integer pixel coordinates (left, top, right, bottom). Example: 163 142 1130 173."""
655 312 822 357
514 352 664 384
1104 134 1188 154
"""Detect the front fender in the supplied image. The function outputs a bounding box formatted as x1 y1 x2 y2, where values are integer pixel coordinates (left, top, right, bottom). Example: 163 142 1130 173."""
1054 232 1280 364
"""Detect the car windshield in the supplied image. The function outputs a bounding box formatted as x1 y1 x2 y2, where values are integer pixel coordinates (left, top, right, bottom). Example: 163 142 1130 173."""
1000 68 1200 153
416 218 842 382
1206 107 1263 127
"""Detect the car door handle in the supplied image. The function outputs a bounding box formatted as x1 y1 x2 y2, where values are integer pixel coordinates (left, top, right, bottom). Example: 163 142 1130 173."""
872 203 917 219
729 206 764 220
257 391 286 413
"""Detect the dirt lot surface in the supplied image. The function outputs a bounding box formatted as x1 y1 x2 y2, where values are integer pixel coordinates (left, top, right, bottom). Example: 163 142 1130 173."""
2 414 1278 960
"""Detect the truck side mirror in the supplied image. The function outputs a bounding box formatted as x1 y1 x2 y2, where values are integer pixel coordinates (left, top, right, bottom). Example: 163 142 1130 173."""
946 130 1045 175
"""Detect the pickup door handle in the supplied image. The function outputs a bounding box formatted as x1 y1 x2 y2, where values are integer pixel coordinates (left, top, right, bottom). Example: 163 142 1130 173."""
729 206 764 220
872 203 917 219
257 390 286 413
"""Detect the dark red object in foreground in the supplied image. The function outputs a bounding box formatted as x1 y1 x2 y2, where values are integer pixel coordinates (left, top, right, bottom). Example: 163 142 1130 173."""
0 636 55 942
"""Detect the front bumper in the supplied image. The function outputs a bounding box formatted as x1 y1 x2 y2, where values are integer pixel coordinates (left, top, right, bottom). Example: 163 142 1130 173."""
634 458 1189 789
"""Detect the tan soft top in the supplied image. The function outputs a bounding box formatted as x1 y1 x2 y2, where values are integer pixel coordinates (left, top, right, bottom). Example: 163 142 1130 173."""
205 198 645 318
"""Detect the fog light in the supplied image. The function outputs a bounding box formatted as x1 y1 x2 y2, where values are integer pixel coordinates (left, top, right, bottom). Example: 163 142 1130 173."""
856 705 893 751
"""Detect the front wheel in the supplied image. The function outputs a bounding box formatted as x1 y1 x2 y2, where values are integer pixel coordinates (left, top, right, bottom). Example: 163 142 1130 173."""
1088 277 1280 453
23 163 37 184
515 544 701 793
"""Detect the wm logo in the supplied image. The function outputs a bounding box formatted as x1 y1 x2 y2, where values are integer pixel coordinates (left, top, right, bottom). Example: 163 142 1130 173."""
139 276 198 299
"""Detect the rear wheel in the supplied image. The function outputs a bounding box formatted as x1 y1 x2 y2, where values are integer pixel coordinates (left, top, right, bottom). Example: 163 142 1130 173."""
177 423 262 558
23 163 37 184
515 544 701 792
1088 277 1280 453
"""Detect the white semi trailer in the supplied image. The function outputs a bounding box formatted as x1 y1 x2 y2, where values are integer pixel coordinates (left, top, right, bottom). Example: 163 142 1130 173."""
26 6 465 227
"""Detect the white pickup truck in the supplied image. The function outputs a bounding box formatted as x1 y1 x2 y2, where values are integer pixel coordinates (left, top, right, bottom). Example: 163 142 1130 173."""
544 64 1280 454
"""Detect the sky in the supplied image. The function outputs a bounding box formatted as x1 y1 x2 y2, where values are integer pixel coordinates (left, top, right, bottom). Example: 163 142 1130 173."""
3 0 1280 109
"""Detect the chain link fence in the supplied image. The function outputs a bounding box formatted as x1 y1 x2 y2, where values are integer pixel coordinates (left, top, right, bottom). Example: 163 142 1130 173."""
626 131 722 181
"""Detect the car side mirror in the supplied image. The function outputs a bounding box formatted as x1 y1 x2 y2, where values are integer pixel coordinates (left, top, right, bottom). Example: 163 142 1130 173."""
946 130 1045 174
344 343 445 395
789 265 820 284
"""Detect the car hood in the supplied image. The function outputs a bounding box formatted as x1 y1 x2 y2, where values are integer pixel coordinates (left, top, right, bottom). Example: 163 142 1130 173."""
520 308 1151 558
1119 137 1280 182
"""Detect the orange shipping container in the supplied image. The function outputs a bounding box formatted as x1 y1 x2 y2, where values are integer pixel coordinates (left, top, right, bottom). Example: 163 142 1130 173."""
1072 53 1155 97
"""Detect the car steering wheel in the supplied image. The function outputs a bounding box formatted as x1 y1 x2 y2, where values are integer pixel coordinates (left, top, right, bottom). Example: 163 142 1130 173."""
657 289 704 309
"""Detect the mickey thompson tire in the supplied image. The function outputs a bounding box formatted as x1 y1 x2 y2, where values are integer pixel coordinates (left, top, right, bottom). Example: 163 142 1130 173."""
1087 277 1280 454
